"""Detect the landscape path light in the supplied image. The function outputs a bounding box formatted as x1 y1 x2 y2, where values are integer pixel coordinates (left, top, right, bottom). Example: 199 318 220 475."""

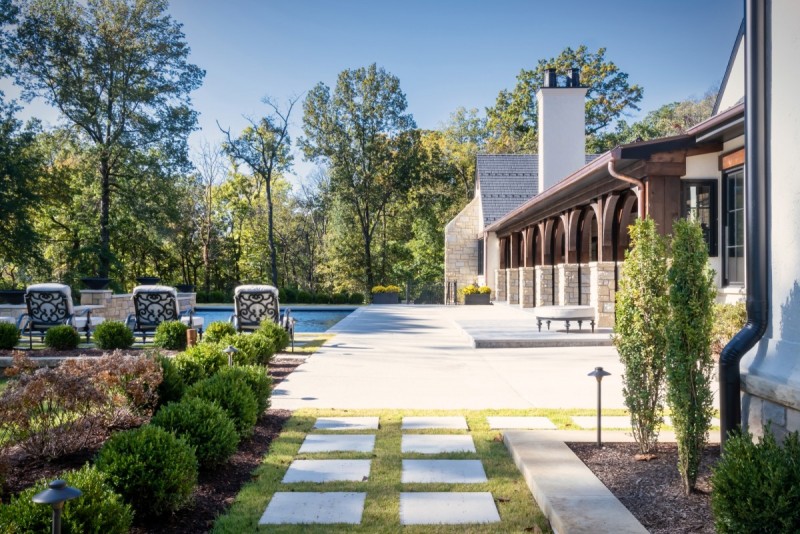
224 345 238 366
32 479 82 534
587 366 611 447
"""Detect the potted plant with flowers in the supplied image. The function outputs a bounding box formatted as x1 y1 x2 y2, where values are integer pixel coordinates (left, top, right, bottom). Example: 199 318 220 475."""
371 285 402 304
461 284 491 305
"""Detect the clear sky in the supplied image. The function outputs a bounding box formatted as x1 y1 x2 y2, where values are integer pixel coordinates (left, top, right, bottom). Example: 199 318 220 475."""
8 0 745 185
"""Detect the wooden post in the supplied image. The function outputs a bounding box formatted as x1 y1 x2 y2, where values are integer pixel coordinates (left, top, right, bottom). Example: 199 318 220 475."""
186 329 198 347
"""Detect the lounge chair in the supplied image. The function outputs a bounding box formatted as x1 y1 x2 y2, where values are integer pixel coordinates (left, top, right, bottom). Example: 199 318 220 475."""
126 285 203 343
17 283 105 349
231 284 295 351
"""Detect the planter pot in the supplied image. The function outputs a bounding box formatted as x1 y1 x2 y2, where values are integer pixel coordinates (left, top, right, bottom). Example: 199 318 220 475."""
372 292 399 304
0 289 25 305
176 284 195 293
81 277 111 290
136 276 160 286
464 293 491 305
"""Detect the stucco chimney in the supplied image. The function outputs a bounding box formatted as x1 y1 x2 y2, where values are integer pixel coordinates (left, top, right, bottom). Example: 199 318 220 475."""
537 70 588 191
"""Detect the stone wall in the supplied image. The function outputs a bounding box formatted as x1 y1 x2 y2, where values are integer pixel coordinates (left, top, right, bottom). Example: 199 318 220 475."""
535 266 553 307
557 264 580 305
444 197 481 303
519 267 535 308
579 264 591 306
506 269 520 305
495 269 507 302
80 290 197 323
590 262 616 327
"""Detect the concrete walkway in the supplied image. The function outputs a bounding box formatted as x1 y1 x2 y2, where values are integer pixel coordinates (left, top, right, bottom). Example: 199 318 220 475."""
272 304 626 410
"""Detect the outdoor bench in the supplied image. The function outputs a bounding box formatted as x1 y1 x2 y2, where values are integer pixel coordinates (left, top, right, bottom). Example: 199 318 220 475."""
534 305 596 333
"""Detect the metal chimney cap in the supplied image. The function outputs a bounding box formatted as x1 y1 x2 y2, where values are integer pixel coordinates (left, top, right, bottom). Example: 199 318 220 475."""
544 67 558 88
570 67 581 87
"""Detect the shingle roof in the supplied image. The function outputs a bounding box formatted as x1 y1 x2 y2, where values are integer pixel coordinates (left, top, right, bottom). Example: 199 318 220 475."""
477 154 597 227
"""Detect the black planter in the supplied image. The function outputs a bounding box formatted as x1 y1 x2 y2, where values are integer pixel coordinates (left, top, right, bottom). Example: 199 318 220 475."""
0 289 25 305
464 293 491 305
81 277 111 290
176 284 195 293
372 292 399 304
136 276 160 286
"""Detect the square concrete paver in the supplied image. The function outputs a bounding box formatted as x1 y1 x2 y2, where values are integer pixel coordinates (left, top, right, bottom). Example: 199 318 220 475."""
571 416 632 429
487 416 557 430
298 434 376 453
402 460 488 483
259 492 366 524
402 416 468 430
313 417 379 431
402 434 476 454
400 492 500 525
283 460 372 483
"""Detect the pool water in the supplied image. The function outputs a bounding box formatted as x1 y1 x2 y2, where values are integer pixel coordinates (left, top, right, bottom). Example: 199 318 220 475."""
194 308 353 333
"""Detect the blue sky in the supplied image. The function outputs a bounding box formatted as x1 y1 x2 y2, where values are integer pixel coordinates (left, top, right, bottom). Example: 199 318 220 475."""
7 0 744 185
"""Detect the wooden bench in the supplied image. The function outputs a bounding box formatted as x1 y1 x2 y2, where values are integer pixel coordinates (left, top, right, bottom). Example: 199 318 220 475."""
534 305 596 333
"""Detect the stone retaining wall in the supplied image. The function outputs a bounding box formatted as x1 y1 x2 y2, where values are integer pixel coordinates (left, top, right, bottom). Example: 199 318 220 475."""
444 198 480 303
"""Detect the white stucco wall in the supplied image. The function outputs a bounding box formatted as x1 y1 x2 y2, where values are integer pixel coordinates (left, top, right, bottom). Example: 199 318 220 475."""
537 87 587 191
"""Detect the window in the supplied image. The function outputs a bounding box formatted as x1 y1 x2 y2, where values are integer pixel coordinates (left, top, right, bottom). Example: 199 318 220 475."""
477 238 484 275
681 180 718 257
723 169 745 285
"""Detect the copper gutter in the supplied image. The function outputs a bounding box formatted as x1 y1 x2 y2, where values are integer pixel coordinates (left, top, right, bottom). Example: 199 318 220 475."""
607 160 646 219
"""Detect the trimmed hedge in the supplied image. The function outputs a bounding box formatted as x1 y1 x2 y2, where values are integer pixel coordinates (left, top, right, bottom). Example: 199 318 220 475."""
204 320 237 343
154 320 189 350
93 321 134 350
44 324 81 350
180 342 227 376
185 373 258 438
0 322 19 350
95 425 197 516
219 332 274 365
257 320 289 353
218 365 272 413
155 354 186 406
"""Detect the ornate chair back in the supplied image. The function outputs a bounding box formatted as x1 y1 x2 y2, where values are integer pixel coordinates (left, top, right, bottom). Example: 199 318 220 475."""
25 283 74 330
131 285 180 331
233 285 280 331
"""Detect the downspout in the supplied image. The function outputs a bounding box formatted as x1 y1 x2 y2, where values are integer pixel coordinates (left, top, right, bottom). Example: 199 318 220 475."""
607 160 646 220
719 0 770 448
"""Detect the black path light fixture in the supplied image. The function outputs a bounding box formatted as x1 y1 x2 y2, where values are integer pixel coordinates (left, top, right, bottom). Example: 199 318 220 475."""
32 479 82 534
224 345 238 366
588 366 611 447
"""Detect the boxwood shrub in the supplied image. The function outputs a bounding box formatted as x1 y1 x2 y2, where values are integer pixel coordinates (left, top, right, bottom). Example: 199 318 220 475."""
151 397 239 469
153 320 189 350
185 373 258 438
219 332 274 365
44 325 81 350
203 320 237 343
218 365 272 413
95 425 197 516
0 322 20 350
93 321 134 350
0 464 132 534
257 320 289 353
180 342 227 376
155 354 186 406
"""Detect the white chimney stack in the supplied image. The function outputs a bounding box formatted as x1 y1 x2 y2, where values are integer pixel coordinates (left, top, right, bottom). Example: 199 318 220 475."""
537 68 588 191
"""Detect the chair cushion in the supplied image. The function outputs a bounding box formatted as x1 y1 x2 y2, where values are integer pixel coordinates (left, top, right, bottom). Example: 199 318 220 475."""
132 285 178 298
26 283 75 320
181 316 204 328
234 284 279 297
73 316 106 330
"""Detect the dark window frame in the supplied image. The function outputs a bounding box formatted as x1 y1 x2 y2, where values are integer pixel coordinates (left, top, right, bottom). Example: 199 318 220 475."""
680 179 719 257
722 167 745 286
477 238 484 276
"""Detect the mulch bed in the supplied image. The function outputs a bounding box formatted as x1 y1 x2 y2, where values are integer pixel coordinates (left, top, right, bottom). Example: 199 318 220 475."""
2 356 305 534
0 348 178 358
568 442 720 534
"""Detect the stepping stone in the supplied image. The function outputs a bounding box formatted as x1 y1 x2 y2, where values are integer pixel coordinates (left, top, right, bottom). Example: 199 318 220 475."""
402 459 488 483
313 417 379 431
400 492 500 525
402 434 476 454
487 416 557 430
571 416 632 429
259 492 366 524
402 416 468 430
299 434 375 453
282 459 371 483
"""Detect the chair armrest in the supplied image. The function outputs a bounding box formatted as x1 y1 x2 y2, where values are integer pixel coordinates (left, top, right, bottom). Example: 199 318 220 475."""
16 313 29 330
74 308 90 317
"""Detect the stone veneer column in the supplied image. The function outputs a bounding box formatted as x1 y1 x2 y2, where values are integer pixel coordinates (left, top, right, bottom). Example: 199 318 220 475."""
590 262 616 327
519 267 535 308
557 264 580 305
506 268 520 305
494 269 507 302
535 266 553 307
580 264 591 306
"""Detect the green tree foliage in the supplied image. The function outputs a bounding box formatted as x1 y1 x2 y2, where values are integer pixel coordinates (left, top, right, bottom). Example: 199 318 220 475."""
486 45 643 153
13 0 204 277
302 63 419 293
666 219 717 494
613 217 669 454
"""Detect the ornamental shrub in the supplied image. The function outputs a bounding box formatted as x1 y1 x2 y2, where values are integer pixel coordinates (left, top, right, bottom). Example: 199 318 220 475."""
349 292 365 304
257 319 290 353
45 325 80 350
372 284 402 294
155 353 186 406
711 429 800 532
666 219 717 494
711 302 747 355
154 320 189 350
173 351 207 386
151 397 239 469
93 321 134 350
461 284 491 296
95 425 197 516
296 290 312 303
332 292 349 304
218 365 272 413
613 217 669 454
219 332 275 365
180 342 227 376
279 286 297 303
0 464 133 534
185 373 258 437
0 323 20 349
204 320 237 343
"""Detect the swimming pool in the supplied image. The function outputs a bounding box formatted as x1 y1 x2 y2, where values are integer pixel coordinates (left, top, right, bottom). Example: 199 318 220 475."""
194 307 354 333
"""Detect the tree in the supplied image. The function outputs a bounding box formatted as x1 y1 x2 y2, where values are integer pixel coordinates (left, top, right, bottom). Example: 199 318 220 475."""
440 107 487 200
13 0 204 278
301 64 418 293
613 217 669 454
193 141 226 294
220 96 297 287
486 45 643 153
666 219 716 494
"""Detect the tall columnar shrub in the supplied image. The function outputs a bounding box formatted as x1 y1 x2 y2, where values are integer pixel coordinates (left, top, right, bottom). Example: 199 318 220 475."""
613 217 669 454
666 219 717 494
